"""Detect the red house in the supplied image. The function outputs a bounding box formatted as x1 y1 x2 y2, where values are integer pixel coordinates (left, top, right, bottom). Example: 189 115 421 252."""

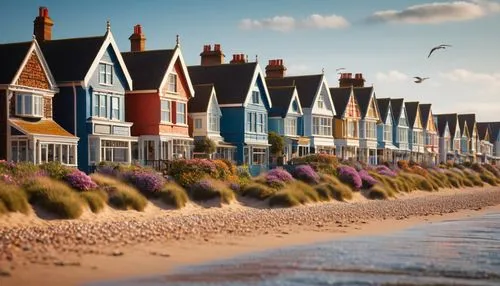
122 25 194 166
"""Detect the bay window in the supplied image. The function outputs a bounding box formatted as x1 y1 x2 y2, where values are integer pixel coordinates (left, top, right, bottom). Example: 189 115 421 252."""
257 113 264 133
384 125 392 142
208 113 219 131
161 99 171 122
94 93 107 118
285 118 297 135
366 121 376 139
173 139 191 159
399 127 408 143
252 147 267 165
101 140 128 163
111 96 120 120
313 116 332 136
39 143 77 165
16 94 43 117
347 120 358 138
176 102 186 124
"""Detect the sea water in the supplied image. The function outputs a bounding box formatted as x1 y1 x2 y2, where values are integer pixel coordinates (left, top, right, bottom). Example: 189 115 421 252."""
95 212 500 286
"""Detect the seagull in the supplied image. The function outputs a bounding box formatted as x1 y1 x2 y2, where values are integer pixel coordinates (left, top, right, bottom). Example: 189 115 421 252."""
336 67 346 72
428 44 452 58
414 76 430 83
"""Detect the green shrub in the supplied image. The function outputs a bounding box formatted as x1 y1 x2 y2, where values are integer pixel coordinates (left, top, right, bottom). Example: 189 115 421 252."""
366 184 389 200
80 190 107 213
90 174 147 211
240 183 276 200
40 162 73 180
157 182 189 209
0 184 30 214
24 177 84 219
10 162 40 180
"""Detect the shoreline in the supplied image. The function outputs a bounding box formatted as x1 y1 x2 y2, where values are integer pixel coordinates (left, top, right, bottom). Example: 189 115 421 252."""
1 187 500 286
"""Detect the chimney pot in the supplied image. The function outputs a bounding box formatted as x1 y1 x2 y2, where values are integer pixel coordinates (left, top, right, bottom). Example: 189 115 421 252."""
34 6 53 42
214 44 220 51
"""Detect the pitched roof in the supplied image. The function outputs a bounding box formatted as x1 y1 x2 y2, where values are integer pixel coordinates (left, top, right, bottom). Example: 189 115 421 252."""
419 104 432 129
188 63 259 105
404 102 420 128
458 114 476 136
39 36 106 82
329 87 352 118
268 86 296 118
390 98 404 125
376 98 391 123
10 118 76 137
266 74 323 108
0 41 32 84
484 122 500 143
353 87 374 119
476 123 490 141
435 114 452 137
188 84 214 113
122 49 175 90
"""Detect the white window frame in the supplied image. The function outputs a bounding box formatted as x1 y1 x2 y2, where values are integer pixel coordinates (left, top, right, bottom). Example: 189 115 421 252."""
252 147 267 165
101 140 129 163
111 96 120 120
313 116 332 136
160 99 171 123
257 113 264 133
285 117 297 136
208 113 219 132
252 91 260 104
384 124 392 142
317 94 324 109
366 121 376 139
167 73 177 93
99 63 113 85
15 94 43 118
94 93 107 118
176 102 186 124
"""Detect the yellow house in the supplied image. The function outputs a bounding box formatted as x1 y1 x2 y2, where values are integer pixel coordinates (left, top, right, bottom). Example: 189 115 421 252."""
330 86 361 160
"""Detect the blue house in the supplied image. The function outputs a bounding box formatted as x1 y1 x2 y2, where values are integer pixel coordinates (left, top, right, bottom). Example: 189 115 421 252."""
266 85 304 163
376 98 397 163
404 102 424 163
34 8 136 172
390 99 410 162
188 46 272 175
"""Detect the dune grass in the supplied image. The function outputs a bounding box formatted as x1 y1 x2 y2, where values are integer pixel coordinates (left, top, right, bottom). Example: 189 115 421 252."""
366 184 389 200
450 168 474 187
90 174 147 211
157 182 189 209
269 181 319 207
0 201 7 215
0 184 30 214
318 174 353 201
479 172 498 186
24 177 84 219
399 172 436 192
189 179 235 204
240 182 276 200
463 170 484 187
80 190 107 213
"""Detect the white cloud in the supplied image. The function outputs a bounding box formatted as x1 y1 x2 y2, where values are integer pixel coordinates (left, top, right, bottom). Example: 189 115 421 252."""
375 70 409 82
302 14 350 29
368 0 500 24
239 14 349 32
439 69 500 86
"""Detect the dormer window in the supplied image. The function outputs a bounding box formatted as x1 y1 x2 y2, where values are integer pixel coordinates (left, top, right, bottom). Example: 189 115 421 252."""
99 63 113 85
292 100 298 112
16 94 43 118
317 94 324 109
167 73 177 92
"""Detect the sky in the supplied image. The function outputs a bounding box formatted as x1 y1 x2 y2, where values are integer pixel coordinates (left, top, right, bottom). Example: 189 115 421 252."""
1 0 499 121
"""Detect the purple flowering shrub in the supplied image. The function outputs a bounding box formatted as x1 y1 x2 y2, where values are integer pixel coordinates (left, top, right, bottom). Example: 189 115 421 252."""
337 165 362 190
293 165 320 184
169 159 218 187
65 170 98 191
123 170 165 194
376 165 397 177
265 168 294 188
358 170 377 189
0 174 15 184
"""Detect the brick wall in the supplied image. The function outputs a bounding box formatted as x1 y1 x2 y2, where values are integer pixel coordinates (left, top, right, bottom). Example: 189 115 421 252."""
17 52 50 90
44 97 52 118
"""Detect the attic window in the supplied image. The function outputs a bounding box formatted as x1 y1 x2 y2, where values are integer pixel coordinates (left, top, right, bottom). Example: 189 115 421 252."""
317 94 324 109
292 100 298 112
99 63 113 85
252 91 260 104
167 73 177 92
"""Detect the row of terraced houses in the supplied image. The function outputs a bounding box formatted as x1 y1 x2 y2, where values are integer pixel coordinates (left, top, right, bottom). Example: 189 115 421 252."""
1 8 499 175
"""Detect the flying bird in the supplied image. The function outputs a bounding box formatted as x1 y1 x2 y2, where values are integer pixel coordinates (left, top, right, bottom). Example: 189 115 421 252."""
428 44 452 58
414 76 429 83
336 67 346 72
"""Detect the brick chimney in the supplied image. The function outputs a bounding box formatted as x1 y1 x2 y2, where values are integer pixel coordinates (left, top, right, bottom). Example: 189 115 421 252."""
229 53 247 64
265 59 287 78
33 6 54 42
339 73 365 87
129 24 146 52
200 44 225 66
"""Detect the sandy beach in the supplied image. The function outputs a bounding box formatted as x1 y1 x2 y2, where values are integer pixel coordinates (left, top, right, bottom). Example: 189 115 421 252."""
1 187 500 286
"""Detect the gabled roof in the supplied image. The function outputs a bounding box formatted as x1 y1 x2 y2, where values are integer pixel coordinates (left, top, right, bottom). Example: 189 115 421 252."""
436 114 458 138
390 98 404 125
122 49 175 90
476 123 490 141
419 104 432 129
458 114 476 136
376 98 391 123
266 74 323 108
483 122 500 143
189 84 215 113
0 41 32 84
40 36 105 82
329 87 352 118
457 115 469 137
405 102 420 129
188 62 269 106
353 87 375 119
40 30 133 89
268 86 298 118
